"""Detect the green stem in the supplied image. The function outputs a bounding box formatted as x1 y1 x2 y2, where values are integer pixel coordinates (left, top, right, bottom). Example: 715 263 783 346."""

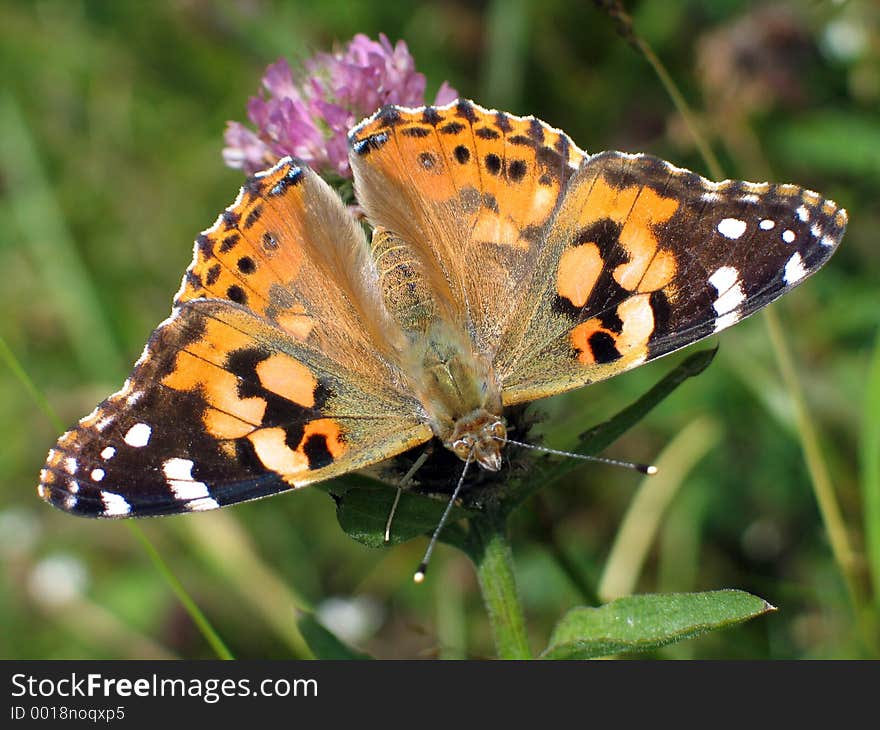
624 21 867 619
862 328 880 609
0 334 235 660
764 311 861 608
129 524 235 660
467 513 532 659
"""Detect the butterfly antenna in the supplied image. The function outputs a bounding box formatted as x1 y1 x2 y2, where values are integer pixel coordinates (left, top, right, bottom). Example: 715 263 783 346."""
500 437 658 475
413 450 473 583
384 448 432 544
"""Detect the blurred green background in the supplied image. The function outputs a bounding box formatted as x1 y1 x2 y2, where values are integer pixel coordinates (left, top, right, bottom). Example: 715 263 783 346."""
1 0 878 659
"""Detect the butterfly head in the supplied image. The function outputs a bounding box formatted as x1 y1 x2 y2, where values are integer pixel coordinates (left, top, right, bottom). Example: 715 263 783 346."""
445 411 507 472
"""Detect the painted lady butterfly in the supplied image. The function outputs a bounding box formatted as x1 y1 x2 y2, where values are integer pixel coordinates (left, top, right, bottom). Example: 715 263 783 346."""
39 99 846 520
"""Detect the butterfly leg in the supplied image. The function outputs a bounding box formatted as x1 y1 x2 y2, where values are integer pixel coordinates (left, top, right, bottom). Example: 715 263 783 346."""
384 445 433 543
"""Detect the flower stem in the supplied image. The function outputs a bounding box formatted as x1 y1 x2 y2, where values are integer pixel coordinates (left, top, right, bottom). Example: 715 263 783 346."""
467 512 532 659
612 12 868 624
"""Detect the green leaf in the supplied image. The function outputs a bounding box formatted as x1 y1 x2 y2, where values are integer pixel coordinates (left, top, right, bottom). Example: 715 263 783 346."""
505 347 717 511
541 590 774 659
319 475 473 549
577 347 717 455
296 613 373 660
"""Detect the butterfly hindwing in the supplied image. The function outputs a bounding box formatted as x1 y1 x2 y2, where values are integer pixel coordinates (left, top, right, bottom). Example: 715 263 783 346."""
496 150 847 403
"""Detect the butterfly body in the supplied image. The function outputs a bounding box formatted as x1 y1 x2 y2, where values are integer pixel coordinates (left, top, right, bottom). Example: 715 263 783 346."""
39 99 846 518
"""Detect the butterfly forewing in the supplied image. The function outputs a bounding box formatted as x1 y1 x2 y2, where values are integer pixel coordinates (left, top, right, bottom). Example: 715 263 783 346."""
496 151 847 403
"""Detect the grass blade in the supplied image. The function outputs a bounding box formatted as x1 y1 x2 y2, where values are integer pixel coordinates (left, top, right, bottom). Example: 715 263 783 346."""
598 416 721 601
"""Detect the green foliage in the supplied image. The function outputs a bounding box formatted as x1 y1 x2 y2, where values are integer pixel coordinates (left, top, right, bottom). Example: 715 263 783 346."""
542 591 774 659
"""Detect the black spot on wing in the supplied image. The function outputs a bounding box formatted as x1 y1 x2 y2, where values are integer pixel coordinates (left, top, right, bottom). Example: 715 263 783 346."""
237 256 256 274
485 153 502 175
243 205 263 229
377 106 402 127
222 210 240 230
509 135 534 147
402 126 431 138
528 118 546 144
588 331 621 364
494 111 513 133
440 121 465 135
268 165 303 196
422 107 442 125
508 159 527 182
197 235 214 258
303 433 334 470
205 264 221 285
219 233 240 253
455 99 477 122
226 285 247 304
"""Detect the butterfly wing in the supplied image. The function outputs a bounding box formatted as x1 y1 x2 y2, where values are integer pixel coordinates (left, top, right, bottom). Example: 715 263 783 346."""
40 159 431 518
495 151 847 403
349 99 586 348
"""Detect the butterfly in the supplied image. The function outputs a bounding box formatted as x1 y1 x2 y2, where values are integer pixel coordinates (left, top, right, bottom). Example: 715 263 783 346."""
39 99 846 520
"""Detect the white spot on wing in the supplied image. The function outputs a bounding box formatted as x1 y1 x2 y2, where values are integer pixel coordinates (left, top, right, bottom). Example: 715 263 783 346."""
782 229 796 244
796 205 810 222
760 219 775 230
187 497 220 512
162 458 211 501
123 423 151 448
713 310 740 333
717 218 747 239
784 251 808 284
101 446 116 460
90 468 105 482
709 266 746 315
64 457 77 475
101 491 131 517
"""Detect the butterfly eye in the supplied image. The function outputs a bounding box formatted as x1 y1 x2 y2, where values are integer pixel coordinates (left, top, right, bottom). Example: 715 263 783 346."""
490 421 506 439
451 438 473 459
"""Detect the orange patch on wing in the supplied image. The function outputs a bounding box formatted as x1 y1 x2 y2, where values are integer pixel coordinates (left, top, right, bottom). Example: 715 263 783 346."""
614 187 679 291
204 408 255 440
472 210 522 248
302 418 347 460
276 310 314 340
161 317 269 429
175 159 309 316
569 294 655 366
634 249 676 293
255 353 317 407
249 427 309 475
569 319 607 366
557 243 603 308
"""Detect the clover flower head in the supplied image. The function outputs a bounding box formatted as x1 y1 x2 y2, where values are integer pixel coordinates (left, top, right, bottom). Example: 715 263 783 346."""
223 34 458 177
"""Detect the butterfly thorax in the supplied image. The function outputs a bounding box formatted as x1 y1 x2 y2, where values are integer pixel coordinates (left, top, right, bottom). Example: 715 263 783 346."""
408 322 506 471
